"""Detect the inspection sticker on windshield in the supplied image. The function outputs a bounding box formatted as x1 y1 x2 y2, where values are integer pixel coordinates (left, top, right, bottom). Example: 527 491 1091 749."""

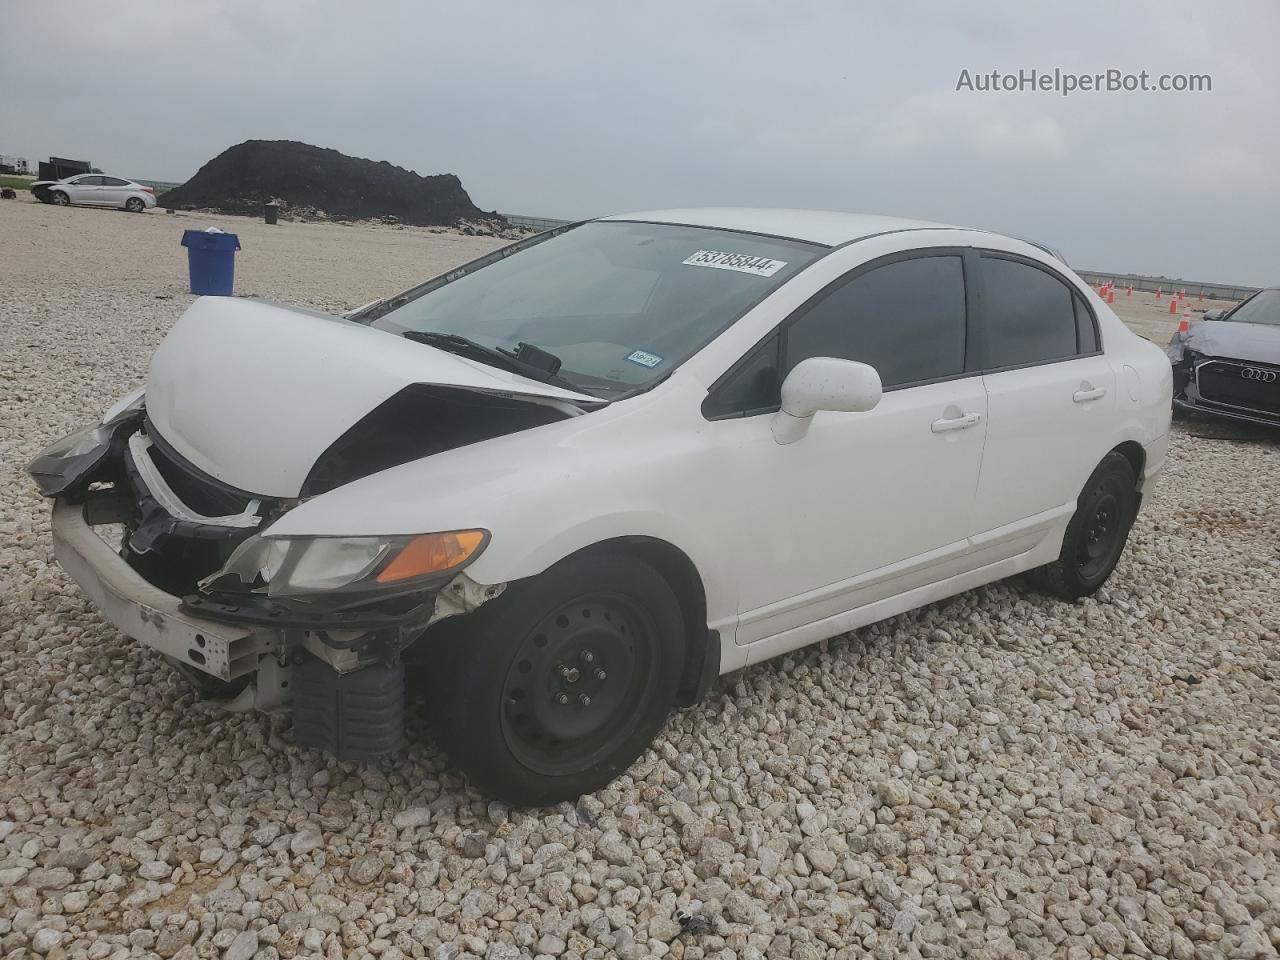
626 349 664 368
682 249 788 277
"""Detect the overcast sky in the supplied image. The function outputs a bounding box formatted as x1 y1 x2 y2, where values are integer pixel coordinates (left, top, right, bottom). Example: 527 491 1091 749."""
3 0 1277 283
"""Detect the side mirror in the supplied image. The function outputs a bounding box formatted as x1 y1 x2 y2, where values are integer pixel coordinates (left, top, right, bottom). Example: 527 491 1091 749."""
772 356 882 444
1202 308 1226 321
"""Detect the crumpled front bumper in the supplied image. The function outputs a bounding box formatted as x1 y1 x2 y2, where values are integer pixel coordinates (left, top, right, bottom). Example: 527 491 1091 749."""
51 496 407 756
38 414 442 759
50 497 283 688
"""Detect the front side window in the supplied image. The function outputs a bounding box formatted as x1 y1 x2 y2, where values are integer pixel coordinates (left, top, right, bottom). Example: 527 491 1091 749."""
981 256 1080 368
702 334 780 418
783 255 968 388
371 222 823 398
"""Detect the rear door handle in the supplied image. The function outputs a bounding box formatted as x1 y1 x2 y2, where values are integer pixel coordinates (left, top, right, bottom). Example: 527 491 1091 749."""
1073 386 1107 403
931 412 982 433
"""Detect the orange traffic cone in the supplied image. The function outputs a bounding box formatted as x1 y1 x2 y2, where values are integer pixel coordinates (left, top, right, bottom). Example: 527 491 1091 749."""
1177 289 1185 301
1177 315 1190 334
1156 288 1162 299
1107 289 1115 304
1168 298 1178 315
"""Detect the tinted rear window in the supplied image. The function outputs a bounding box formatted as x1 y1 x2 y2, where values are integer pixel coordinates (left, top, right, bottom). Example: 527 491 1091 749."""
982 257 1078 368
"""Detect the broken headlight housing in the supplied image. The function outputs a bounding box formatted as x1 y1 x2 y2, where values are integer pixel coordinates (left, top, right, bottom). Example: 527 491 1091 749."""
200 529 489 602
28 394 145 497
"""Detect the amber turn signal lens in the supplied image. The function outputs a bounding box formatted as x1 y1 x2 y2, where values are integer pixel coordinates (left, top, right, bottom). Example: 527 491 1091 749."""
376 530 487 583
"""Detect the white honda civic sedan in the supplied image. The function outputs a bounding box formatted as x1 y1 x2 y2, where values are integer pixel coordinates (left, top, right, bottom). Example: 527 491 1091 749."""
30 208 1172 805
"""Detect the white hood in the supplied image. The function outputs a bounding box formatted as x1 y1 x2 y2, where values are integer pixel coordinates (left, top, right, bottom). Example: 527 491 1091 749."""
145 297 597 497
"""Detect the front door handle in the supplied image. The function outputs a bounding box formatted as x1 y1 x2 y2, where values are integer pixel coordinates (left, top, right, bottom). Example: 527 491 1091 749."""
931 412 982 433
1073 386 1107 403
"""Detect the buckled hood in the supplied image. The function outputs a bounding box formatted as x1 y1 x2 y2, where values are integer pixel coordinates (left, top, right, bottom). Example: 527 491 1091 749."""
145 297 598 497
1179 318 1280 365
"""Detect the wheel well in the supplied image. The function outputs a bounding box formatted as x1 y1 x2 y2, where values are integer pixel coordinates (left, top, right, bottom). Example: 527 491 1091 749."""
573 537 716 707
1111 441 1145 486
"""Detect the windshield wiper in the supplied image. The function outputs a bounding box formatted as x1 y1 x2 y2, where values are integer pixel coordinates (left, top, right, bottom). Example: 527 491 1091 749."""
401 331 583 393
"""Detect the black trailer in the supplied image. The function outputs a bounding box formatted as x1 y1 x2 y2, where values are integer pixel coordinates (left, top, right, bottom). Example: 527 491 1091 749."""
38 157 92 182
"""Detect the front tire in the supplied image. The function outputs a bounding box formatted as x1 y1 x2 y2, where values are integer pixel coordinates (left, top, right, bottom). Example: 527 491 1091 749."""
51 191 70 206
125 197 145 212
427 552 684 806
1033 452 1137 600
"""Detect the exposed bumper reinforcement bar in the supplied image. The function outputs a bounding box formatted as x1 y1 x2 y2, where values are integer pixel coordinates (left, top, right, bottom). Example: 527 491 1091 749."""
51 498 279 682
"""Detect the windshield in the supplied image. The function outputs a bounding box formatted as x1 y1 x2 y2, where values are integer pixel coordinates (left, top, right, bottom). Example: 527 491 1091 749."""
1226 289 1280 327
371 221 824 397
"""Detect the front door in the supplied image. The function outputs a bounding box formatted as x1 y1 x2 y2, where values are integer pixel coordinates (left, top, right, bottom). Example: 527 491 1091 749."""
706 250 988 648
68 175 107 205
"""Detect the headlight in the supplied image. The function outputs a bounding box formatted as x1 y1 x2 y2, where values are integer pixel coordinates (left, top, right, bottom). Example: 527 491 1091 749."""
202 530 489 600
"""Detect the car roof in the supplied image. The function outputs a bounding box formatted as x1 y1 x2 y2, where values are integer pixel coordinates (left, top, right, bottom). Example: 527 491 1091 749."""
597 207 962 247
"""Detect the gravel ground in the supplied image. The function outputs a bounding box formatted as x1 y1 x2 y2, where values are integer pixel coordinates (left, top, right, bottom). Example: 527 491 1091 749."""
2 198 1279 960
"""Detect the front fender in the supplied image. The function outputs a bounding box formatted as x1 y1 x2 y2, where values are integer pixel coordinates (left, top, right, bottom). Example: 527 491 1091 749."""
265 383 738 628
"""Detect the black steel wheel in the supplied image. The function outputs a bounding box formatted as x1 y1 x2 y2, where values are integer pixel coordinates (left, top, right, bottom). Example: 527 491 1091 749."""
1033 452 1138 600
426 552 685 806
1076 478 1126 581
500 593 652 777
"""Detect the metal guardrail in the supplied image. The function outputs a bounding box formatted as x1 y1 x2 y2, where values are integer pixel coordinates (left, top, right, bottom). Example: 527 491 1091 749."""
1076 270 1261 302
133 179 183 193
501 213 576 233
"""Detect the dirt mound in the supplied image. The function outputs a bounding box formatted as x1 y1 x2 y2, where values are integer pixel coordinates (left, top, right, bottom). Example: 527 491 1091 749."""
161 140 498 226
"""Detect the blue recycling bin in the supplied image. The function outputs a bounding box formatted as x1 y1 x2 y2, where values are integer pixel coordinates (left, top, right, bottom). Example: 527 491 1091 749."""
180 230 241 295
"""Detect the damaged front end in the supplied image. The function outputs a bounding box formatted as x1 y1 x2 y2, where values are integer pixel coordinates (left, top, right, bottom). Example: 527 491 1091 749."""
1168 322 1280 428
31 295 609 761
30 403 506 761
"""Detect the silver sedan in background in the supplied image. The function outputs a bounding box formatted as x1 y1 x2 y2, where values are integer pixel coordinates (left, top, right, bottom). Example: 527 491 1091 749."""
31 174 157 212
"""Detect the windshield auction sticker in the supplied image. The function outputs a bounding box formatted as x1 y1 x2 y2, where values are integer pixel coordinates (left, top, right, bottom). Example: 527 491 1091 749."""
682 249 788 277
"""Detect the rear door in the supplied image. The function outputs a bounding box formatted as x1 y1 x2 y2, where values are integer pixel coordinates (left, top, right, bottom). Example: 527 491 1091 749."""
98 176 131 206
972 252 1116 553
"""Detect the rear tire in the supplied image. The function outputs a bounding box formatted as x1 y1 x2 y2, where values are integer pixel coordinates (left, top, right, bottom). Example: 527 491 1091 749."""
51 191 70 206
125 197 145 212
426 552 684 806
1033 452 1137 600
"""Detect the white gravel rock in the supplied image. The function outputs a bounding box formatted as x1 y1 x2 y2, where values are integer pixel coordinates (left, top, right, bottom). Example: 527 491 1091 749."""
391 806 432 829
2 199 1278 960
223 929 259 960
